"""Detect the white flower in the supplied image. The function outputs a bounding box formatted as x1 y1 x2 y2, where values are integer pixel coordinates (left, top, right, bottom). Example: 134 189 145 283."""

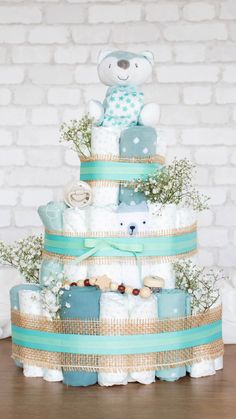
65 302 71 308
44 290 57 306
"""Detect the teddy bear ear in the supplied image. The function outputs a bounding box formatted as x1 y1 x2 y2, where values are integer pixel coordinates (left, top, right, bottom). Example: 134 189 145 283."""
141 51 154 65
97 49 113 64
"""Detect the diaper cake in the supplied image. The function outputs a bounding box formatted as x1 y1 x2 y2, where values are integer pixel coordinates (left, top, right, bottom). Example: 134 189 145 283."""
10 50 223 386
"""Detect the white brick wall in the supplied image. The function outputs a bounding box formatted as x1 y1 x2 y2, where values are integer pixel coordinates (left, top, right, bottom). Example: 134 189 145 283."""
0 0 236 276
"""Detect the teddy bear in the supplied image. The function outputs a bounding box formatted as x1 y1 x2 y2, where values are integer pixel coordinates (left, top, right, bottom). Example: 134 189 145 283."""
88 50 160 128
117 202 149 236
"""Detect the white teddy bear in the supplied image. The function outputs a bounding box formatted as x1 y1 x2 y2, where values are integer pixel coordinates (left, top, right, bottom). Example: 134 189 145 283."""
117 202 149 236
88 50 160 128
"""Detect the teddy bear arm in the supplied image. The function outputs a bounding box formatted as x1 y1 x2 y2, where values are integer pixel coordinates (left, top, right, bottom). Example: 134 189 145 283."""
138 103 160 127
87 100 104 125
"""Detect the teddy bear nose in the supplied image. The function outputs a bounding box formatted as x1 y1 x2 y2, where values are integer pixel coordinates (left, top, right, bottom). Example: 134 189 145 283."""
117 59 130 69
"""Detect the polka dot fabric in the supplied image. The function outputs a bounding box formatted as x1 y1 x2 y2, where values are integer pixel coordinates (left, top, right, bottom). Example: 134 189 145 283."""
102 86 144 128
119 126 158 205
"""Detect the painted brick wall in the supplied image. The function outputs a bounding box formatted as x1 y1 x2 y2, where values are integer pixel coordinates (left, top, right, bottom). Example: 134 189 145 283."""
0 0 236 273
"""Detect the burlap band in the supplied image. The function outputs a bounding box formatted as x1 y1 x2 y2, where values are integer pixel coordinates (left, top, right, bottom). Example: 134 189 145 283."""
11 307 223 372
80 154 165 165
42 249 198 265
46 223 197 238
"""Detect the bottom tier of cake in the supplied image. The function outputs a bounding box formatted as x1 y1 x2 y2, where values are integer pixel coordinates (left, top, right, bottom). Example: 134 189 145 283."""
10 284 223 387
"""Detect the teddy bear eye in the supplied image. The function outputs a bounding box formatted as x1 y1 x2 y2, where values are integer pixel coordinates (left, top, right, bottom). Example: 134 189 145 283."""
120 222 123 226
108 63 111 68
143 221 146 224
135 63 138 68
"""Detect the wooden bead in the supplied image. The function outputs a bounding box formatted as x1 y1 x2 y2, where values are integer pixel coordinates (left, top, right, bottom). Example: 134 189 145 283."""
139 287 152 299
118 284 125 294
132 288 140 296
125 286 133 295
77 280 84 287
110 282 119 291
89 277 97 286
84 279 90 286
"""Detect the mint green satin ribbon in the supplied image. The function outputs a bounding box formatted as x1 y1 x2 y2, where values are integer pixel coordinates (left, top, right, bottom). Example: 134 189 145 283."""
44 231 197 259
11 320 222 356
80 160 162 182
68 238 143 278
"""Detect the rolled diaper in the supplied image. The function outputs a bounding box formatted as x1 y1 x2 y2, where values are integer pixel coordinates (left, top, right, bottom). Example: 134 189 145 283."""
214 356 223 371
119 126 158 205
62 202 88 283
41 305 63 382
10 283 41 312
39 259 64 287
63 262 88 283
91 126 120 157
10 283 41 368
176 206 196 229
155 130 167 158
148 203 177 231
91 184 119 207
88 206 118 233
128 294 157 384
189 360 216 378
87 263 122 284
60 287 101 386
121 263 142 289
38 201 67 232
142 263 176 289
18 289 44 378
156 289 191 381
98 292 129 386
64 180 92 208
63 207 88 234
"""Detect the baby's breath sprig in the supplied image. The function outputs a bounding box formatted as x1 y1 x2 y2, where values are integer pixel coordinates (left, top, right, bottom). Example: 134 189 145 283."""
174 259 227 314
0 235 43 283
60 115 93 158
127 158 209 212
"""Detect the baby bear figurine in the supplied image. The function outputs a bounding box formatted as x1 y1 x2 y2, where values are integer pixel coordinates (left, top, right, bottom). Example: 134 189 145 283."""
88 50 160 128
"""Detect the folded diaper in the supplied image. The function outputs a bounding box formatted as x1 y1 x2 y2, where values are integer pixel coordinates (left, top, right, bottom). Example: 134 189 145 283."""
60 287 101 386
38 201 67 232
156 290 191 381
119 126 158 205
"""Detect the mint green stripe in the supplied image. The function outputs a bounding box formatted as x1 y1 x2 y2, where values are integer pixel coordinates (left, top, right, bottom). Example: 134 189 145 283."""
44 232 197 258
12 321 222 355
80 161 161 182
